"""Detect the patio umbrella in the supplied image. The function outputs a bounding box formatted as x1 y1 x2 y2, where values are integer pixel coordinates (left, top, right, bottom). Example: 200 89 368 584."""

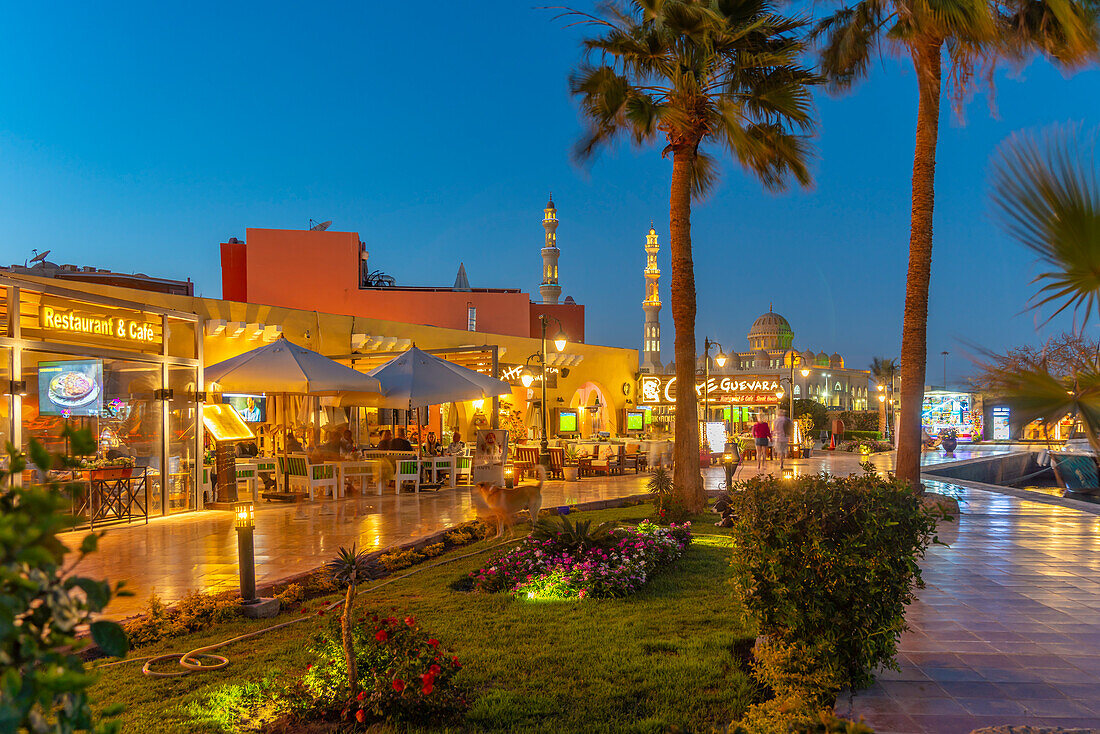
366 346 510 410
205 336 383 491
367 347 511 471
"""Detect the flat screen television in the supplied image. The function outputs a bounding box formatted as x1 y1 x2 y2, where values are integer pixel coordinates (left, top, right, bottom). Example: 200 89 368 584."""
38 359 104 417
223 393 267 423
558 409 578 434
625 410 644 431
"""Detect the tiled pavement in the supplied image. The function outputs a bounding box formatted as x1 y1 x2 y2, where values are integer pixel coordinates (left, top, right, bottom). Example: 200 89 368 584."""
839 480 1100 733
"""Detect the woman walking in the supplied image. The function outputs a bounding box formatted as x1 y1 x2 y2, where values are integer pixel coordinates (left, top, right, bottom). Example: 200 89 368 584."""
751 414 771 472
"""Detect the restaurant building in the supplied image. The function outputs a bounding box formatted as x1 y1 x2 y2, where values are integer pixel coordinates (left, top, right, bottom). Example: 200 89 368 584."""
638 309 872 435
2 269 638 516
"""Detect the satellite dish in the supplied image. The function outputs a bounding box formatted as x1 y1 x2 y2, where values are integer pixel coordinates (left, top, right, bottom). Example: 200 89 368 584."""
309 220 332 231
30 249 51 263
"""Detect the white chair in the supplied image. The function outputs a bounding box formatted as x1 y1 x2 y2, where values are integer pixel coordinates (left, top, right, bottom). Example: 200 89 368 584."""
282 453 339 500
394 455 420 494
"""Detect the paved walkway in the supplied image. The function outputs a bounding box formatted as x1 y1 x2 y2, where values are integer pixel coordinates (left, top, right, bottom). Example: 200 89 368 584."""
839 478 1100 733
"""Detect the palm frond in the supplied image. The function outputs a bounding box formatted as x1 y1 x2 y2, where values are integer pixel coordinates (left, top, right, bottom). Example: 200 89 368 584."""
981 361 1100 451
989 123 1100 324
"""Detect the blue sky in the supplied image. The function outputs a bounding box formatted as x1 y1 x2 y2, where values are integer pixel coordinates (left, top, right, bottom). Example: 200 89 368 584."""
0 1 1097 385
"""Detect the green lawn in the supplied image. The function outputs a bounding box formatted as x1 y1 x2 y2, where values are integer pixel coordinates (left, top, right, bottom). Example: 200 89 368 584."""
89 505 756 733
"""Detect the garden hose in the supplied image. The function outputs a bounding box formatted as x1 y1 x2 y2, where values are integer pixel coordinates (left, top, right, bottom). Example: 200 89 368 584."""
92 536 522 679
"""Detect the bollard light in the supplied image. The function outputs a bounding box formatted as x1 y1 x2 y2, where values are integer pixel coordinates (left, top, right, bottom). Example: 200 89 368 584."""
504 465 515 489
233 502 258 604
782 469 794 480
722 452 734 464
722 451 735 489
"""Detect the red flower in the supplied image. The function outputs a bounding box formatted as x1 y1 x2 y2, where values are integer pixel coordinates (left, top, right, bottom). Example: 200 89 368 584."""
355 709 366 723
300 608 309 614
421 673 435 695
452 656 461 668
306 663 313 671
404 615 416 627
428 638 439 648
429 664 441 675
317 610 325 616
392 679 405 692
356 690 367 702
375 629 388 642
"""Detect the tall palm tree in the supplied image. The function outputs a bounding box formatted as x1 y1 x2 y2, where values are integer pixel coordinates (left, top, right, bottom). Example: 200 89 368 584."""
813 0 1099 488
869 356 898 435
567 0 818 510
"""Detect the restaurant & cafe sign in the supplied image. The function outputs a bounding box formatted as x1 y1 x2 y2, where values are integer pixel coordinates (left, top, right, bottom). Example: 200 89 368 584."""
500 363 559 388
639 375 781 406
31 301 161 346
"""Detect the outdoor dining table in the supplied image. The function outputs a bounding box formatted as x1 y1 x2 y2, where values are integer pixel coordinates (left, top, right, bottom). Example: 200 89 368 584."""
421 455 456 488
327 458 385 496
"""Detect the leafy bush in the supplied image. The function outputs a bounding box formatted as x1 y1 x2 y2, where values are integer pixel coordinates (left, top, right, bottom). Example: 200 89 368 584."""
838 439 893 454
530 516 617 552
1 433 130 733
792 399 826 431
469 521 692 599
380 548 425 572
833 411 879 432
841 430 883 441
295 613 466 726
727 470 939 690
124 590 241 647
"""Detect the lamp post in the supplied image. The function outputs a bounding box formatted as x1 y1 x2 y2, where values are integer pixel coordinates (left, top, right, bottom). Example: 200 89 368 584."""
522 314 568 470
700 338 727 454
234 502 257 604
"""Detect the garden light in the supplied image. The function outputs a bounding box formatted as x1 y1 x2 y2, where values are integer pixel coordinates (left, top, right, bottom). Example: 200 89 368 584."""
233 502 257 604
504 465 515 489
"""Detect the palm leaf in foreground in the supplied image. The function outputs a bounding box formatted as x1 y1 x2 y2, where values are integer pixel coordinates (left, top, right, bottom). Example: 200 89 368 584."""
981 362 1100 452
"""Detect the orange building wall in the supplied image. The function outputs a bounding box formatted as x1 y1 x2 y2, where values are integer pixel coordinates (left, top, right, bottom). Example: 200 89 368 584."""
530 302 585 344
221 228 539 337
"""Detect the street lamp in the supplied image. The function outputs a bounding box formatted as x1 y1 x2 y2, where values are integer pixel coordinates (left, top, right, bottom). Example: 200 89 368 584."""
525 314 568 469
701 338 726 450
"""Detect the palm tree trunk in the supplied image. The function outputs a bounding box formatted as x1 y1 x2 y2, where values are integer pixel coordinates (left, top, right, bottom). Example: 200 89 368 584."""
896 38 944 490
669 147 706 512
878 397 887 437
343 582 358 692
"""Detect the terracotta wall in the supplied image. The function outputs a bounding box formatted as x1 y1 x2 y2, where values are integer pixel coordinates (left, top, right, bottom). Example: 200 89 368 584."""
530 302 585 344
221 228 537 337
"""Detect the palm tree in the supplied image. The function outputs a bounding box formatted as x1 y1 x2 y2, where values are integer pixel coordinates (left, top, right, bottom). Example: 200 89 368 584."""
984 124 1100 447
324 544 374 694
869 356 898 436
567 0 818 510
813 0 1099 488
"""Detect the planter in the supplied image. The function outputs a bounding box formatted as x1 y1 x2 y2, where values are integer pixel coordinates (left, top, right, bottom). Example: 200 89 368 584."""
941 437 958 455
563 465 579 482
90 466 131 480
801 448 813 458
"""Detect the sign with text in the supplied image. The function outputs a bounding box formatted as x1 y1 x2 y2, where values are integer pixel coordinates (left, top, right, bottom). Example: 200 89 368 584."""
499 363 558 388
639 375 781 406
23 296 163 350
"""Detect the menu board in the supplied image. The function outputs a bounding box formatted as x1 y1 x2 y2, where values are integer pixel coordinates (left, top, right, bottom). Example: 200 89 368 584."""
38 359 103 416
472 429 508 485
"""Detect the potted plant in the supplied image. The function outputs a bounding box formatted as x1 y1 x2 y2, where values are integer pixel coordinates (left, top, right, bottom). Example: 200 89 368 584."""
797 414 815 458
563 445 580 482
939 428 958 456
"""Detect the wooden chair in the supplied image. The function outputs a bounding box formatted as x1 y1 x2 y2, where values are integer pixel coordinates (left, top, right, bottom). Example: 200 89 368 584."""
547 446 564 479
514 445 539 478
454 453 472 484
589 444 621 476
621 444 642 473
282 453 339 500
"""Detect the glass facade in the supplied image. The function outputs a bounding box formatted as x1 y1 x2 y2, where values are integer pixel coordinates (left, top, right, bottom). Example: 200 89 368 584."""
1 277 201 519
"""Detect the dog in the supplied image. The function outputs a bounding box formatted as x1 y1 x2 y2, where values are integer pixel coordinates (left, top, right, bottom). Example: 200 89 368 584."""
475 465 545 538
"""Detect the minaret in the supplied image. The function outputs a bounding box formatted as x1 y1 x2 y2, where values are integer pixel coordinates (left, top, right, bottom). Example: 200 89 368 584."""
540 195 561 305
641 224 662 373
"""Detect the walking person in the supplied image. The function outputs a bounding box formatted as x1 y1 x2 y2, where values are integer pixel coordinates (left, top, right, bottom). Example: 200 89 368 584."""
751 414 771 472
773 409 793 471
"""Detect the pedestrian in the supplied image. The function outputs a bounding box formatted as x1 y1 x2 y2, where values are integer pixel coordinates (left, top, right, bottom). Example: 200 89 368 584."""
751 414 771 472
773 409 792 471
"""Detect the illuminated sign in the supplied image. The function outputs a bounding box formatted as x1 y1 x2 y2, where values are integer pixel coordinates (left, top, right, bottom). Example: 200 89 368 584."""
639 375 781 405
500 363 559 387
40 305 158 344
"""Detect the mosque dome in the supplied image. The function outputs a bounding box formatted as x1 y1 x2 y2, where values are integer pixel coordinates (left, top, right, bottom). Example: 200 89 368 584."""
816 351 830 366
747 307 793 350
830 352 844 368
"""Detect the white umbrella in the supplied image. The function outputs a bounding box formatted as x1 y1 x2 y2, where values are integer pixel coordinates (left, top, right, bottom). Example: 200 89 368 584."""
367 346 510 409
205 336 382 401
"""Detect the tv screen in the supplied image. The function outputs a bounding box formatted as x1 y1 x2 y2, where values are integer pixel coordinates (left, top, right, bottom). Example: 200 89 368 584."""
223 393 267 423
626 410 644 431
558 410 578 433
38 359 104 417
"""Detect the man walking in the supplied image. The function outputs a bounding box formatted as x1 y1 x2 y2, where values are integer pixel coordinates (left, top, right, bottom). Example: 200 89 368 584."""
773 409 793 471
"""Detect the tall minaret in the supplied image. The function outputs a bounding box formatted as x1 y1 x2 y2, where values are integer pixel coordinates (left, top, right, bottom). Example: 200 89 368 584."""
540 195 561 305
641 224 663 373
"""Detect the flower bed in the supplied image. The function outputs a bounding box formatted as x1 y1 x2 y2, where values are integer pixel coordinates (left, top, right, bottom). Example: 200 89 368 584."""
468 520 692 600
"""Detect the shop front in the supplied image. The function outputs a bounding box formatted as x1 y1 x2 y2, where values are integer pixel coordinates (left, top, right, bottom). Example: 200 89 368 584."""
1 275 202 517
921 390 981 441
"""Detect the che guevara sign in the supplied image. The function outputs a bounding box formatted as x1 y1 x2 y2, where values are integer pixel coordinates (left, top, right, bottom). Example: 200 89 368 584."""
639 375 781 406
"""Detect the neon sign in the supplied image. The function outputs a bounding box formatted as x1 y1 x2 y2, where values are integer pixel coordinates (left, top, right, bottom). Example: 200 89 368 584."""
40 305 158 344
639 375 781 405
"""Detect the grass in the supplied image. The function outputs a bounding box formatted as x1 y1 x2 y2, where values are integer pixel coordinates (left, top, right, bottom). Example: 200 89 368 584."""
88 504 756 733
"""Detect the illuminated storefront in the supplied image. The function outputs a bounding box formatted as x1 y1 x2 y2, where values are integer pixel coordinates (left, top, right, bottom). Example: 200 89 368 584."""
1 274 202 514
921 391 981 441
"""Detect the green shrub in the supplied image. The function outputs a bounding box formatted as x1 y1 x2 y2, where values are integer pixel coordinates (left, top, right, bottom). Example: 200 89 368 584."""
274 583 305 609
422 542 446 558
733 698 874 734
841 430 882 441
727 470 940 689
751 637 842 707
379 548 425 573
293 612 466 727
792 399 826 431
124 590 241 647
1 432 129 733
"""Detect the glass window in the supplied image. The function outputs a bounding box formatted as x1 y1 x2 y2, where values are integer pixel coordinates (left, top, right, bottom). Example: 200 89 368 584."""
167 366 198 513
